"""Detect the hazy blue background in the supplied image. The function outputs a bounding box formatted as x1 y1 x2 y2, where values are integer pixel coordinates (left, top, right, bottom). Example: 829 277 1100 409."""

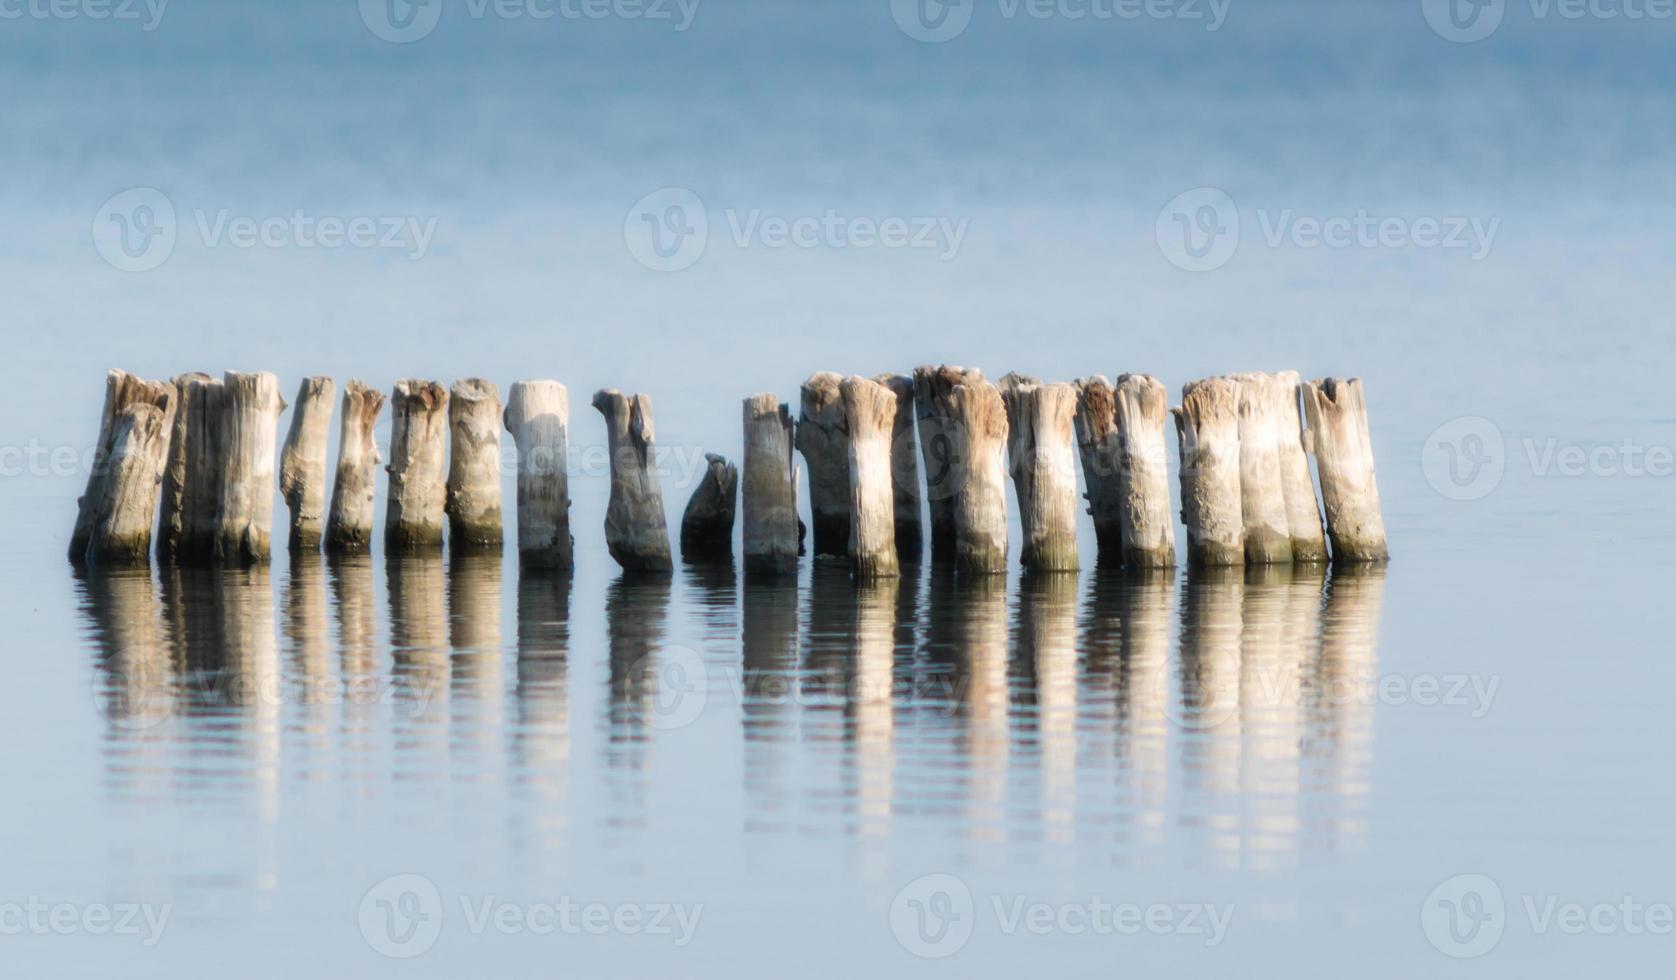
2 0 1674 976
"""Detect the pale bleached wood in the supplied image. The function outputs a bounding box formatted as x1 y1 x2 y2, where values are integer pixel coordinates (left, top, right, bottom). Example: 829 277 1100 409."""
681 453 738 563
795 371 849 557
872 373 923 559
385 379 449 551
85 395 175 565
1173 377 1244 567
941 378 1009 576
71 370 174 563
325 380 386 553
446 378 504 550
1274 370 1328 563
1114 373 1176 569
502 380 572 570
742 394 799 576
214 370 287 566
841 375 899 580
1073 375 1124 562
279 375 335 552
592 389 672 574
158 372 224 564
999 373 1080 572
1301 377 1388 563
912 364 984 562
1231 372 1294 565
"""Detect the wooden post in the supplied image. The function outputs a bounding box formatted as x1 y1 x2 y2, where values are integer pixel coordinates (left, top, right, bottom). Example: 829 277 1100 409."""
912 365 984 562
681 453 738 563
873 373 922 560
742 394 799 576
1231 372 1293 565
592 389 673 574
502 380 572 570
279 376 335 552
1114 373 1176 569
795 372 848 557
84 390 175 564
999 373 1080 572
446 378 504 550
70 370 175 563
214 370 287 566
1301 378 1388 563
385 379 449 552
1073 375 1124 562
1173 377 1244 567
841 375 899 580
1271 371 1327 563
157 372 225 564
325 380 386 554
943 378 1009 576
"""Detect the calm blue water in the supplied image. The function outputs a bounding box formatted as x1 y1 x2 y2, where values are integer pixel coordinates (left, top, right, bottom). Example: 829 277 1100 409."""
2 0 1674 976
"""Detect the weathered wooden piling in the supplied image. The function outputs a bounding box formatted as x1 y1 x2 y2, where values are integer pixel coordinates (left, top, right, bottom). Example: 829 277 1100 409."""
1231 372 1293 565
592 389 673 574
873 373 922 559
385 379 449 551
502 380 572 570
742 394 799 576
1274 370 1328 562
999 373 1080 572
214 370 287 566
71 370 175 563
446 378 504 550
1114 374 1176 569
157 372 225 564
324 380 386 553
1301 378 1388 563
942 378 1010 576
278 376 335 552
912 364 985 562
1073 375 1124 561
840 375 899 580
83 385 176 564
795 372 849 557
681 453 738 563
1173 377 1244 567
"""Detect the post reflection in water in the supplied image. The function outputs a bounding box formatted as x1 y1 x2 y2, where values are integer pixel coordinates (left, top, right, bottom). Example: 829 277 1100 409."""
448 551 504 776
1178 567 1245 863
327 553 379 778
1013 572 1079 846
1084 568 1174 852
847 575 898 865
602 575 671 834
953 574 1010 844
1239 563 1320 870
82 566 173 799
1311 563 1387 850
740 574 798 838
513 568 571 856
283 555 332 778
387 553 449 782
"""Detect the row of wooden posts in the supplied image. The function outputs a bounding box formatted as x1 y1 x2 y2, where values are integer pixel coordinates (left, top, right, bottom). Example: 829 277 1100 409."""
68 367 1388 575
